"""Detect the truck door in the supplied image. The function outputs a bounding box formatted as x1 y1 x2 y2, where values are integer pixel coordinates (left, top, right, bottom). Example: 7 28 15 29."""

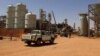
42 31 51 41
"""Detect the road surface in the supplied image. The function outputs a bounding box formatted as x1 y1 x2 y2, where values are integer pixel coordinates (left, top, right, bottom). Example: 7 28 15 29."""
0 35 100 56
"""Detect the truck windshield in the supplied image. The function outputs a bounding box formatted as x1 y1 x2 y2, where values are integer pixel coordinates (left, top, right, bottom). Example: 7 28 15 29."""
31 30 41 34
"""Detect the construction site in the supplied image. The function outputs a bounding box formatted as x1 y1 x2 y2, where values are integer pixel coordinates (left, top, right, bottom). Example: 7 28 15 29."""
0 1 100 56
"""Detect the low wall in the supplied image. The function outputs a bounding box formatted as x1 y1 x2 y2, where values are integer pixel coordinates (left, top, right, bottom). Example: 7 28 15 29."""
0 28 24 37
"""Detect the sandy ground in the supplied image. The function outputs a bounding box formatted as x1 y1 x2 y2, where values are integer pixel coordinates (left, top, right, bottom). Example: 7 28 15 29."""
0 35 100 56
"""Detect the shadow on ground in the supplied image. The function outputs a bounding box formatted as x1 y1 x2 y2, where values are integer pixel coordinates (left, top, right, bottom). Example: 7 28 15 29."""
25 43 57 47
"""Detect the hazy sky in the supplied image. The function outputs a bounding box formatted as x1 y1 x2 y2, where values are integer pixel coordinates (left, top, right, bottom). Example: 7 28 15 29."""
0 0 100 28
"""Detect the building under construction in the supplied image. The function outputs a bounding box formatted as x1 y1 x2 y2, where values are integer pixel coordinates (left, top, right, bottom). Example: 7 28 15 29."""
78 3 100 37
88 3 100 37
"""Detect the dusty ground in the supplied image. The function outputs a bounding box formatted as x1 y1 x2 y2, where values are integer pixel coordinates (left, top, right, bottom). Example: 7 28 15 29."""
0 35 100 56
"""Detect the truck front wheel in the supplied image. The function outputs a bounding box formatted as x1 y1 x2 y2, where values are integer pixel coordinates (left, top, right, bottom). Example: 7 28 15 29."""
50 38 54 44
35 39 42 45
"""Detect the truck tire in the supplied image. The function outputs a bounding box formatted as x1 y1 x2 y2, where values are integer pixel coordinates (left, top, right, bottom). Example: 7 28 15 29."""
26 42 31 46
35 39 42 45
50 38 54 44
42 41 46 44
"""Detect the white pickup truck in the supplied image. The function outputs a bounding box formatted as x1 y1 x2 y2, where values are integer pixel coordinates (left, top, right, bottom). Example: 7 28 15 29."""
22 30 57 45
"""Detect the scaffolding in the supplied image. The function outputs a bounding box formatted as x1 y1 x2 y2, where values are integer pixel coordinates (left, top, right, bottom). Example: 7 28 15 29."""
88 3 100 36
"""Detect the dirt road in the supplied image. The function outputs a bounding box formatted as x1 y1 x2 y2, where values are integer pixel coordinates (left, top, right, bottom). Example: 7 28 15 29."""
0 35 100 56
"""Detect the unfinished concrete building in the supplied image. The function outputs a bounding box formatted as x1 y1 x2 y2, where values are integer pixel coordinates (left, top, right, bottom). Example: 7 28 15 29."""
6 5 15 28
79 13 88 36
15 3 28 28
25 12 36 29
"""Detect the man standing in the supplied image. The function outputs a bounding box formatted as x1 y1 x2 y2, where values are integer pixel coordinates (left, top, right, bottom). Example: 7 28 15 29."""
67 26 73 38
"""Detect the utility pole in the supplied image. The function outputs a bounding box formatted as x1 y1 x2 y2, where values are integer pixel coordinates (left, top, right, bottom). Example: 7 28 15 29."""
73 22 76 31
